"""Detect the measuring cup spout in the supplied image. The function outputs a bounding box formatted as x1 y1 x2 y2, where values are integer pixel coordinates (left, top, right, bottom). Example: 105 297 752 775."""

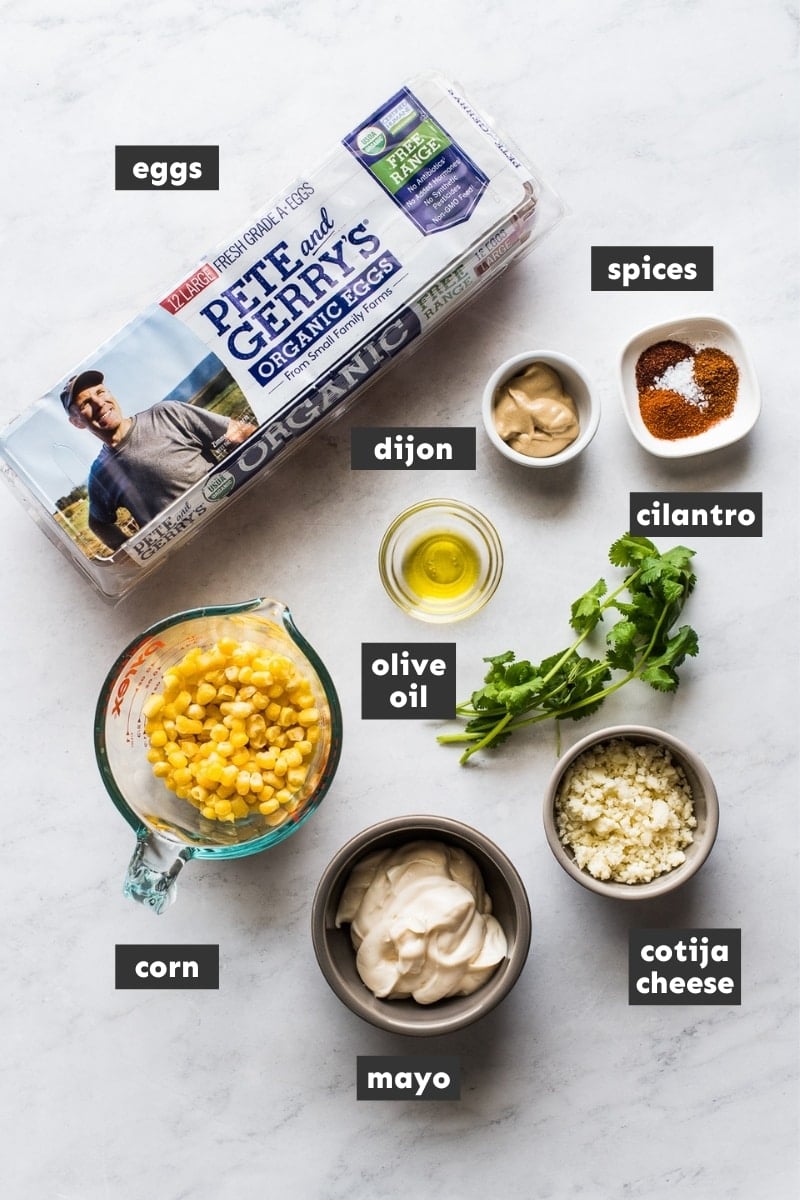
123 833 193 915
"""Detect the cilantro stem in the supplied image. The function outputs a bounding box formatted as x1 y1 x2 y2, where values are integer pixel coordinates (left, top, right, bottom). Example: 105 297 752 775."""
436 535 697 765
539 569 642 686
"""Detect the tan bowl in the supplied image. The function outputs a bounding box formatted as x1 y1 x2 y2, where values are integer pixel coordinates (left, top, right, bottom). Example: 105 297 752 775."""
543 725 719 900
311 815 532 1035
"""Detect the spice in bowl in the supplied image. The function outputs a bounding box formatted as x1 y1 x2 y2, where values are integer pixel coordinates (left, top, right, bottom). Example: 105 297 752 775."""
492 361 580 458
636 339 739 440
554 737 696 885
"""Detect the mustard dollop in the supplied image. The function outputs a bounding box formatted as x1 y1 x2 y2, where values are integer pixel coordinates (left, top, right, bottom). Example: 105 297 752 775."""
493 361 580 458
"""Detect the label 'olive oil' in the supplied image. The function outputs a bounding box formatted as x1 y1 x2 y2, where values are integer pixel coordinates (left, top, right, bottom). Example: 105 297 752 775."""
401 531 480 602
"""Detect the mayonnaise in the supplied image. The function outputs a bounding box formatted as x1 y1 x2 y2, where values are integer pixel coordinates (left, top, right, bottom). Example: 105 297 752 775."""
335 840 508 1004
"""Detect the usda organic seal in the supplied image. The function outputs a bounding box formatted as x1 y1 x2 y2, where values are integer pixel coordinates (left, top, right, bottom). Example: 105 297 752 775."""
203 472 235 502
356 125 386 156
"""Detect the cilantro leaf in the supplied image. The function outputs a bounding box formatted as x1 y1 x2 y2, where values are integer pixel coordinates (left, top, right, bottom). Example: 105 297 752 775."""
438 533 700 764
570 578 607 634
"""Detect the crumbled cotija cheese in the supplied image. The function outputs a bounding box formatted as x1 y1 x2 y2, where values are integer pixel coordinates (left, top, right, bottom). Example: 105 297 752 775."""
555 738 696 884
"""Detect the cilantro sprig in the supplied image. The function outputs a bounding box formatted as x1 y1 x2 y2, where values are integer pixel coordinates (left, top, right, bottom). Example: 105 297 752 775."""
437 533 699 765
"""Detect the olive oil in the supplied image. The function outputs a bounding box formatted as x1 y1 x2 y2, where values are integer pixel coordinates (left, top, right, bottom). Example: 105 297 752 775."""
401 530 481 602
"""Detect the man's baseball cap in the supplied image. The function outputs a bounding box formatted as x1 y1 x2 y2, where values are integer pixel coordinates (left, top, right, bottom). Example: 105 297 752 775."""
60 370 104 412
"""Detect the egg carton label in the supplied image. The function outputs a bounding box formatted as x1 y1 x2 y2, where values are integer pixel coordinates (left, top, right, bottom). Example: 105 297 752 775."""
0 74 559 600
343 87 489 234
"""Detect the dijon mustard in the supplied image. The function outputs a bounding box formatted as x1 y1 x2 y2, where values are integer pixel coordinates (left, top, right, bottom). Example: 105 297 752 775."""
493 362 580 458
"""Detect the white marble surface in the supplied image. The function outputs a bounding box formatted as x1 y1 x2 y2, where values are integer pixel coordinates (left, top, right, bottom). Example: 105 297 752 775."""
1 1 798 1197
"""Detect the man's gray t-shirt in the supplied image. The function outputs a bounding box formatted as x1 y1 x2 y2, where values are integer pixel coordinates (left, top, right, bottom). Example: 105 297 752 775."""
87 401 230 528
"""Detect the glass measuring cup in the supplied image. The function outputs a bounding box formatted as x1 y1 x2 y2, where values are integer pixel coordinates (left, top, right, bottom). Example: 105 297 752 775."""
95 597 342 914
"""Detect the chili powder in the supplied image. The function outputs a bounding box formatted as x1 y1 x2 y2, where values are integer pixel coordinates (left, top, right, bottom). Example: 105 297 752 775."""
635 339 739 440
635 340 694 391
694 347 738 423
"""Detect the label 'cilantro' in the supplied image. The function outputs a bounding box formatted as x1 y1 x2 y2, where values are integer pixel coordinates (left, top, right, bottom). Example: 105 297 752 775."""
437 532 699 765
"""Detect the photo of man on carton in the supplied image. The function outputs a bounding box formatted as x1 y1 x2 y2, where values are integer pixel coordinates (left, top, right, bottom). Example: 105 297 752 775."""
61 370 256 551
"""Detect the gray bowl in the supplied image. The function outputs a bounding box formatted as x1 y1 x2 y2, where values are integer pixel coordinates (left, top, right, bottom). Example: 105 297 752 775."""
543 725 719 900
311 815 532 1035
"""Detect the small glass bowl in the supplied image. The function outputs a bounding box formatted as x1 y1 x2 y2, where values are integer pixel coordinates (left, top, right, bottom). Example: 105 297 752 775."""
378 498 503 623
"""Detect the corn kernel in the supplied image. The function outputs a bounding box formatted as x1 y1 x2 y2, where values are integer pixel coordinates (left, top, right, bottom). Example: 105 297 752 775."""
287 766 308 789
195 682 217 706
176 715 204 736
143 694 165 719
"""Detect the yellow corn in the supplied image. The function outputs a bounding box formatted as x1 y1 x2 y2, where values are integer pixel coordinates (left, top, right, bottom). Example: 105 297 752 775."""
144 639 324 822
142 694 165 719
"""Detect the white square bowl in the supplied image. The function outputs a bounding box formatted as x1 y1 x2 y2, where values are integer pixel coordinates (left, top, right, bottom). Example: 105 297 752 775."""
619 314 760 458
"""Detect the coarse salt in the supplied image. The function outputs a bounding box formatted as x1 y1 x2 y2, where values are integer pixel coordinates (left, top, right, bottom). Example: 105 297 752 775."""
653 358 707 408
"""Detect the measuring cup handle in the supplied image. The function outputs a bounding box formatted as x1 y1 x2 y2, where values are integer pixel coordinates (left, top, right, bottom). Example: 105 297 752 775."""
123 834 192 915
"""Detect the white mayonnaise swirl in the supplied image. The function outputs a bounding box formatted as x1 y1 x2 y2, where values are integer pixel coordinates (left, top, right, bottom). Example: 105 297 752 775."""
335 840 508 1004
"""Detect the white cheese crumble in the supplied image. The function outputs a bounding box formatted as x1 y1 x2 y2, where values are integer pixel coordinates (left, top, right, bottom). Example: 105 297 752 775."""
554 738 696 885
